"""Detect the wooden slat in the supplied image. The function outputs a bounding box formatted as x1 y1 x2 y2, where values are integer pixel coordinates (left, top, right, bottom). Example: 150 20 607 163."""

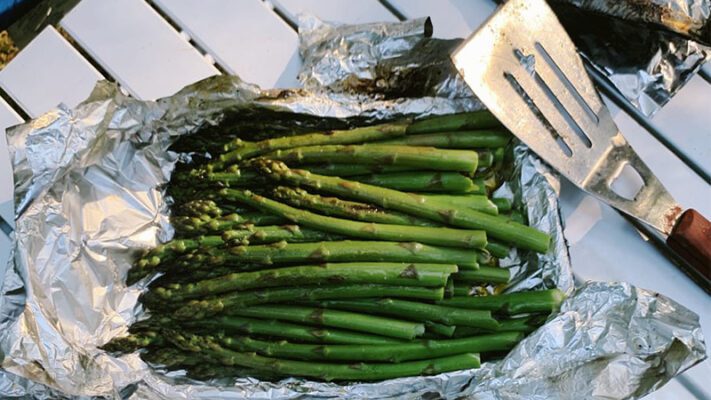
272 0 397 24
152 0 300 88
649 75 711 175
0 26 103 118
387 0 496 39
61 0 220 100
0 96 23 227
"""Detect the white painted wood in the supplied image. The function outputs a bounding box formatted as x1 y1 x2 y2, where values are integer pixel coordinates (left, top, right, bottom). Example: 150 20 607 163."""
0 26 103 118
388 0 497 39
649 75 711 175
61 0 220 100
272 0 397 24
152 0 300 88
0 96 22 227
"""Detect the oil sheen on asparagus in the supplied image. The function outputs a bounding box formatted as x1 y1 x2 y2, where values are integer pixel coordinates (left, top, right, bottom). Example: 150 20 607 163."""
107 111 564 382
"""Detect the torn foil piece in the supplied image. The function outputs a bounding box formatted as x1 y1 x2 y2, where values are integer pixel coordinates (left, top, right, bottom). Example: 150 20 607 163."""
0 15 705 400
551 0 711 116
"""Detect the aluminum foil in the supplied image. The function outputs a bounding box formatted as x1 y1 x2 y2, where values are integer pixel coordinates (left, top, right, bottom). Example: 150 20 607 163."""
0 16 705 400
551 0 711 116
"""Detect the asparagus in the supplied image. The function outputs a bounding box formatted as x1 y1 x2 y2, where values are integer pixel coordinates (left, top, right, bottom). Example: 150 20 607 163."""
315 298 499 329
171 332 481 381
491 198 512 213
378 129 510 148
220 189 488 249
142 347 206 368
257 161 550 253
406 111 501 134
437 289 566 315
485 240 511 258
454 267 511 284
425 321 456 337
416 194 499 216
218 120 411 166
477 151 494 169
150 262 457 301
350 172 477 193
187 316 403 344
272 186 438 226
175 199 223 218
214 241 478 267
220 332 522 362
304 164 423 177
103 331 164 353
264 145 479 173
135 235 224 270
136 226 341 270
224 305 426 340
171 213 289 236
452 314 548 337
172 285 446 320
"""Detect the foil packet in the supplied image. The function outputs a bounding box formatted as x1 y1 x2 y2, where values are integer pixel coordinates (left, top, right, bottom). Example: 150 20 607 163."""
551 0 711 116
0 16 705 400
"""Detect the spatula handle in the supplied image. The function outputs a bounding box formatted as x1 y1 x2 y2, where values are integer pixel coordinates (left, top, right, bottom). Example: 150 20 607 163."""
667 209 711 282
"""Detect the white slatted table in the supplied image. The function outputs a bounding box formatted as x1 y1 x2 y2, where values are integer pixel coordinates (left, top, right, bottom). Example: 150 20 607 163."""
271 0 397 24
0 1 708 399
152 0 300 88
61 0 219 100
0 26 103 118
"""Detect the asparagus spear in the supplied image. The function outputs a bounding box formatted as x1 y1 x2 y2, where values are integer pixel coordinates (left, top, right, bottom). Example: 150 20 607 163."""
304 164 424 177
220 332 522 362
378 129 510 148
452 314 548 337
172 212 289 236
150 262 457 301
172 285 446 320
406 111 501 134
491 198 512 213
485 240 511 258
136 226 341 269
416 194 499 216
454 267 511 284
103 331 164 353
135 235 224 270
437 289 565 315
210 241 478 267
186 316 403 344
264 145 479 173
425 321 457 337
257 161 550 253
220 189 487 249
175 199 223 218
350 172 477 193
272 186 438 226
314 298 499 329
218 120 411 165
141 347 206 368
171 332 480 381
223 305 426 340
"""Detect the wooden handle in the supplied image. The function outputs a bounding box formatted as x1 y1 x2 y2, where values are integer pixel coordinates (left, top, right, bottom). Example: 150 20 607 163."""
667 209 711 282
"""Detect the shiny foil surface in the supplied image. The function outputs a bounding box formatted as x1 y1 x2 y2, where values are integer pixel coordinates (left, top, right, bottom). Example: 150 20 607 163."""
553 0 711 116
0 16 705 399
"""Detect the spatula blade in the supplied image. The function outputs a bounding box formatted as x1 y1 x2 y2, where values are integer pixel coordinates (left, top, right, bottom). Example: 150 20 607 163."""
451 0 681 235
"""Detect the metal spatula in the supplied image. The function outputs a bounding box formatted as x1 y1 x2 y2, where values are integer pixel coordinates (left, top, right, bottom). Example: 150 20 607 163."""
452 0 711 286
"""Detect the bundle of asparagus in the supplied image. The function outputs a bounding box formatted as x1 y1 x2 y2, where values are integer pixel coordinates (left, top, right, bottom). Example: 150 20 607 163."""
106 111 565 382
